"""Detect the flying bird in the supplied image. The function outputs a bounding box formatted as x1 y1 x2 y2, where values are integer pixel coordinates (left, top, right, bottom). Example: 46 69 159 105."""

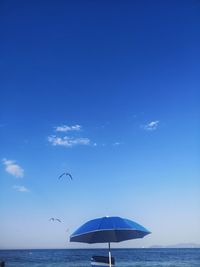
49 218 62 223
58 172 73 180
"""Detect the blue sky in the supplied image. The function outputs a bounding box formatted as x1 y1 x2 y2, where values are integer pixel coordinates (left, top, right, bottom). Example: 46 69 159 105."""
0 0 200 249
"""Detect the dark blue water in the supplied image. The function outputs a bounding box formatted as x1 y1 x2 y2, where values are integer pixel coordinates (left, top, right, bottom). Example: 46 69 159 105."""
0 249 199 267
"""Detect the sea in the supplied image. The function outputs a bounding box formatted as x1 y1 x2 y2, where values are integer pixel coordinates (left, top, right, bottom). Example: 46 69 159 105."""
0 248 199 267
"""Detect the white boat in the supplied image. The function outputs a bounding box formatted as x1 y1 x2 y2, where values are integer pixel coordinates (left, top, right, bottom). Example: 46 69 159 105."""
91 256 115 267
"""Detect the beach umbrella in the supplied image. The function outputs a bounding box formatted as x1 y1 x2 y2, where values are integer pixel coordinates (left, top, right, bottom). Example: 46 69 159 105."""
70 216 151 267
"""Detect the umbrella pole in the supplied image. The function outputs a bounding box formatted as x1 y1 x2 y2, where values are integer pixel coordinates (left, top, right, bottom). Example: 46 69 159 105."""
108 242 112 267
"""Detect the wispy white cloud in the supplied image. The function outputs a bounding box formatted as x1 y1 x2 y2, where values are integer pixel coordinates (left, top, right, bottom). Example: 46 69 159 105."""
143 120 159 131
2 158 24 178
49 123 91 148
55 124 81 132
48 135 90 147
112 142 122 146
13 185 29 192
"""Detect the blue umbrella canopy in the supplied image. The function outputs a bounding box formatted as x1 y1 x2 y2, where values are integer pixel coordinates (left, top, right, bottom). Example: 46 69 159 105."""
70 216 151 243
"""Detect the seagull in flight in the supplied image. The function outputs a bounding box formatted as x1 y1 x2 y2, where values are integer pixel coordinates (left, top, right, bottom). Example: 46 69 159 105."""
49 218 62 223
58 172 73 180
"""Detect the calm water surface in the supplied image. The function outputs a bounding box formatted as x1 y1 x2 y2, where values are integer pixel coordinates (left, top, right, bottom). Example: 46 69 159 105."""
0 248 199 267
